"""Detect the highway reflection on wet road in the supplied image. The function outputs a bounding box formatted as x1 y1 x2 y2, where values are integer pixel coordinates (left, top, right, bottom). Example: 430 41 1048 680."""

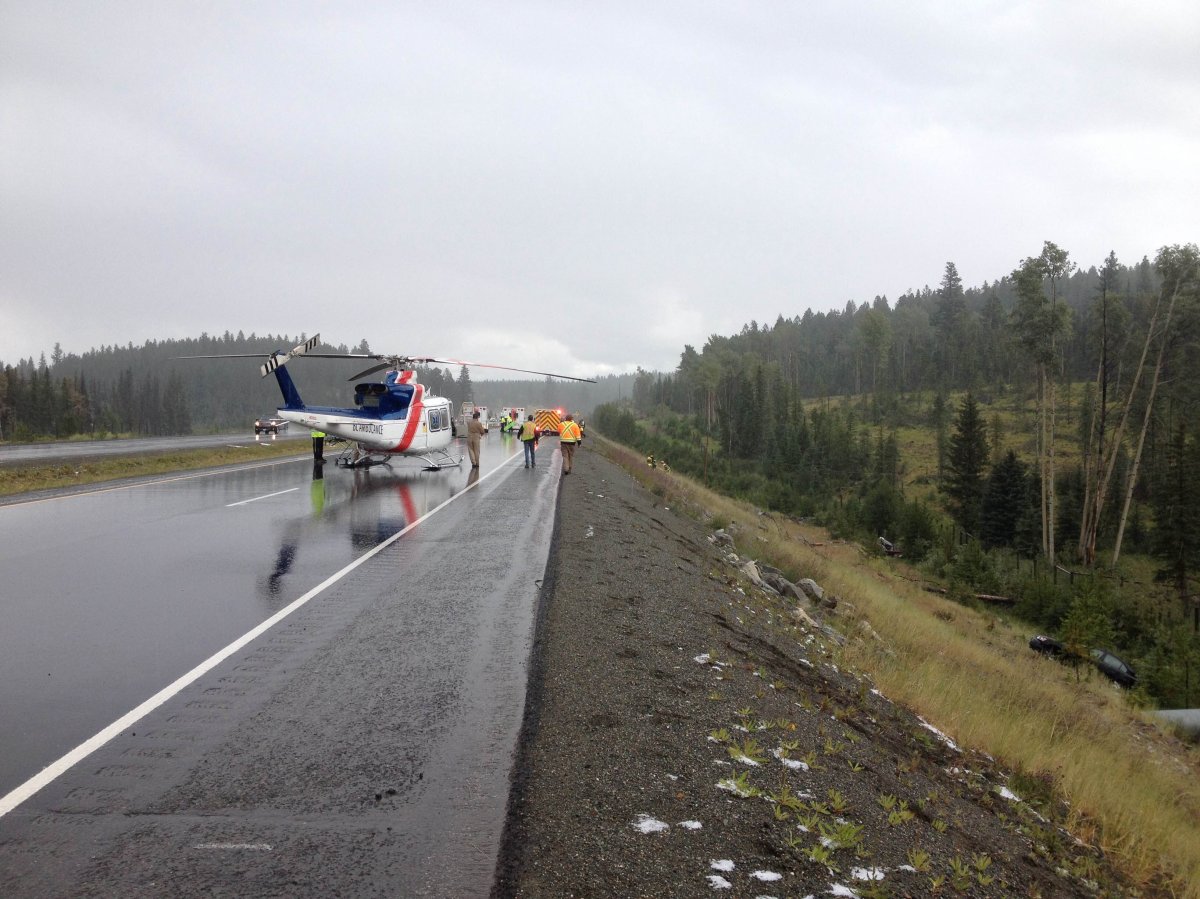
0 434 524 797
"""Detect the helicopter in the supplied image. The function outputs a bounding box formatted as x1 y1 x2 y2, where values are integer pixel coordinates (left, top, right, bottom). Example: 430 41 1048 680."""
183 335 594 470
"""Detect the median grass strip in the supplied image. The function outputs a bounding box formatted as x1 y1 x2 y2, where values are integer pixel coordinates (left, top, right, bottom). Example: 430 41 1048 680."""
0 439 308 497
592 434 1200 897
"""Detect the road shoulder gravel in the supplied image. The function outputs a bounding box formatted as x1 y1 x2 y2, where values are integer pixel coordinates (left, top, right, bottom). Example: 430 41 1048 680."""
495 445 1138 898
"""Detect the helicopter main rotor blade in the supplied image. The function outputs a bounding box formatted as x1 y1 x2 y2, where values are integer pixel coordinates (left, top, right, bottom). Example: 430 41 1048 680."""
348 361 395 381
422 358 597 383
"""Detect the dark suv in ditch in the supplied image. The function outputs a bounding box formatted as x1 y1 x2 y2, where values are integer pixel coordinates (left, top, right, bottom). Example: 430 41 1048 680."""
1029 636 1137 688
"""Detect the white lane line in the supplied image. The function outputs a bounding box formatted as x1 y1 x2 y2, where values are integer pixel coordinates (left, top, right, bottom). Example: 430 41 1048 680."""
0 457 306 508
0 459 514 819
226 487 299 507
194 843 273 851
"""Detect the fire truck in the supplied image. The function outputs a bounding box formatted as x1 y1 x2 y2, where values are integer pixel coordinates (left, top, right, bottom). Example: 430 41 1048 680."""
534 408 564 436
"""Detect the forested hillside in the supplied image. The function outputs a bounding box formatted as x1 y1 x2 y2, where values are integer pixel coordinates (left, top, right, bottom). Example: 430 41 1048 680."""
594 242 1200 709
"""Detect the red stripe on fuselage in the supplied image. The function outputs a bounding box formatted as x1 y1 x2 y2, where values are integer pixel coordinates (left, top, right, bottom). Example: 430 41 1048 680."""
394 383 425 451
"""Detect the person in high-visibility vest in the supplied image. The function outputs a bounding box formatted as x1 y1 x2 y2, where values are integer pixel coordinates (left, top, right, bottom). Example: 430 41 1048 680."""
311 428 326 462
519 414 539 468
559 413 583 475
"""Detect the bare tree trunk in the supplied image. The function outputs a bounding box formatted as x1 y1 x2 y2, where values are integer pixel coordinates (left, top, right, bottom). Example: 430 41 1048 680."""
1077 364 1104 563
1038 365 1049 557
1082 292 1163 567
1047 372 1057 562
1112 288 1182 566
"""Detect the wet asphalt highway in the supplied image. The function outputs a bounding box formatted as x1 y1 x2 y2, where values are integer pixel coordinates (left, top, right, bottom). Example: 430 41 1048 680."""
0 431 298 464
0 432 560 896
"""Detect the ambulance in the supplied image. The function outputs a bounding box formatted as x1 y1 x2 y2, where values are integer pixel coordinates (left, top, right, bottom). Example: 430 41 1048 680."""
500 407 526 433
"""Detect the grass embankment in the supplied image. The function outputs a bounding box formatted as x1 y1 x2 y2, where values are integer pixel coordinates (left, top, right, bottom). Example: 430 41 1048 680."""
0 438 308 497
591 434 1200 897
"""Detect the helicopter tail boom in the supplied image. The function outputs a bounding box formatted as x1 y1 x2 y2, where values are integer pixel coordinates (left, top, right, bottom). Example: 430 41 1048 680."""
271 363 306 411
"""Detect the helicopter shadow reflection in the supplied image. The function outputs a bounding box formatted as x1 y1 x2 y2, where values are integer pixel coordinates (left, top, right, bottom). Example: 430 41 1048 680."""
261 461 469 601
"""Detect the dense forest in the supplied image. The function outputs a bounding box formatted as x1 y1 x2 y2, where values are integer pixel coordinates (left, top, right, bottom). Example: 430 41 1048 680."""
590 242 1199 708
0 332 632 440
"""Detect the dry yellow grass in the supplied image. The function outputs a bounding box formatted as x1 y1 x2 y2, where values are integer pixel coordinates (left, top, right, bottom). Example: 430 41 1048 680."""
594 435 1200 896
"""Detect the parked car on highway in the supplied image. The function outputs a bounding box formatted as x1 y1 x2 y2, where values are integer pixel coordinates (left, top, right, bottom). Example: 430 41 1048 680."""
254 415 288 435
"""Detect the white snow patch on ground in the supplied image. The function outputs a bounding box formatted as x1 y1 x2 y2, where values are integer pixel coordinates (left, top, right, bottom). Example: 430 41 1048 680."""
633 814 669 833
829 885 858 897
694 653 711 664
715 772 753 796
851 866 886 881
679 820 703 829
918 716 961 752
710 859 735 872
752 870 782 881
707 875 732 889
730 753 761 767
997 785 1021 801
584 525 594 538
772 748 809 770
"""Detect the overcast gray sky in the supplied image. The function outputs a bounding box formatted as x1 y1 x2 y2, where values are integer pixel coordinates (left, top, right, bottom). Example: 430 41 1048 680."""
3 1 1198 377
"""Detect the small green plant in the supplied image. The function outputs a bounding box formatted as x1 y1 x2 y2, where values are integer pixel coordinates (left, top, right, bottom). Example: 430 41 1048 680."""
820 819 865 851
888 800 915 826
847 759 864 772
827 788 850 814
932 818 948 834
972 853 994 886
729 738 767 764
719 770 759 798
948 856 972 892
907 847 932 873
709 727 730 743
877 794 897 811
771 789 805 812
803 843 836 869
773 804 791 821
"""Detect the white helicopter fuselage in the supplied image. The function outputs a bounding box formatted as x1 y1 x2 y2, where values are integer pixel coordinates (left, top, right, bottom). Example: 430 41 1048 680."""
272 367 457 458
278 402 454 454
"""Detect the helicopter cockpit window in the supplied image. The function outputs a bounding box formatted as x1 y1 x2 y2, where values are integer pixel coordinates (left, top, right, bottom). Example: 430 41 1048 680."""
428 409 441 431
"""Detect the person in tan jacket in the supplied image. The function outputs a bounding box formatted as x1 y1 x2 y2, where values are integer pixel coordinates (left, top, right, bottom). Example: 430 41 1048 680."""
467 411 486 468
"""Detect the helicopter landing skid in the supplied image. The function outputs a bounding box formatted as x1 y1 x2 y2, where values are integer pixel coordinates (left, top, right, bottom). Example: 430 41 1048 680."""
335 451 390 470
333 446 462 472
419 449 464 471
